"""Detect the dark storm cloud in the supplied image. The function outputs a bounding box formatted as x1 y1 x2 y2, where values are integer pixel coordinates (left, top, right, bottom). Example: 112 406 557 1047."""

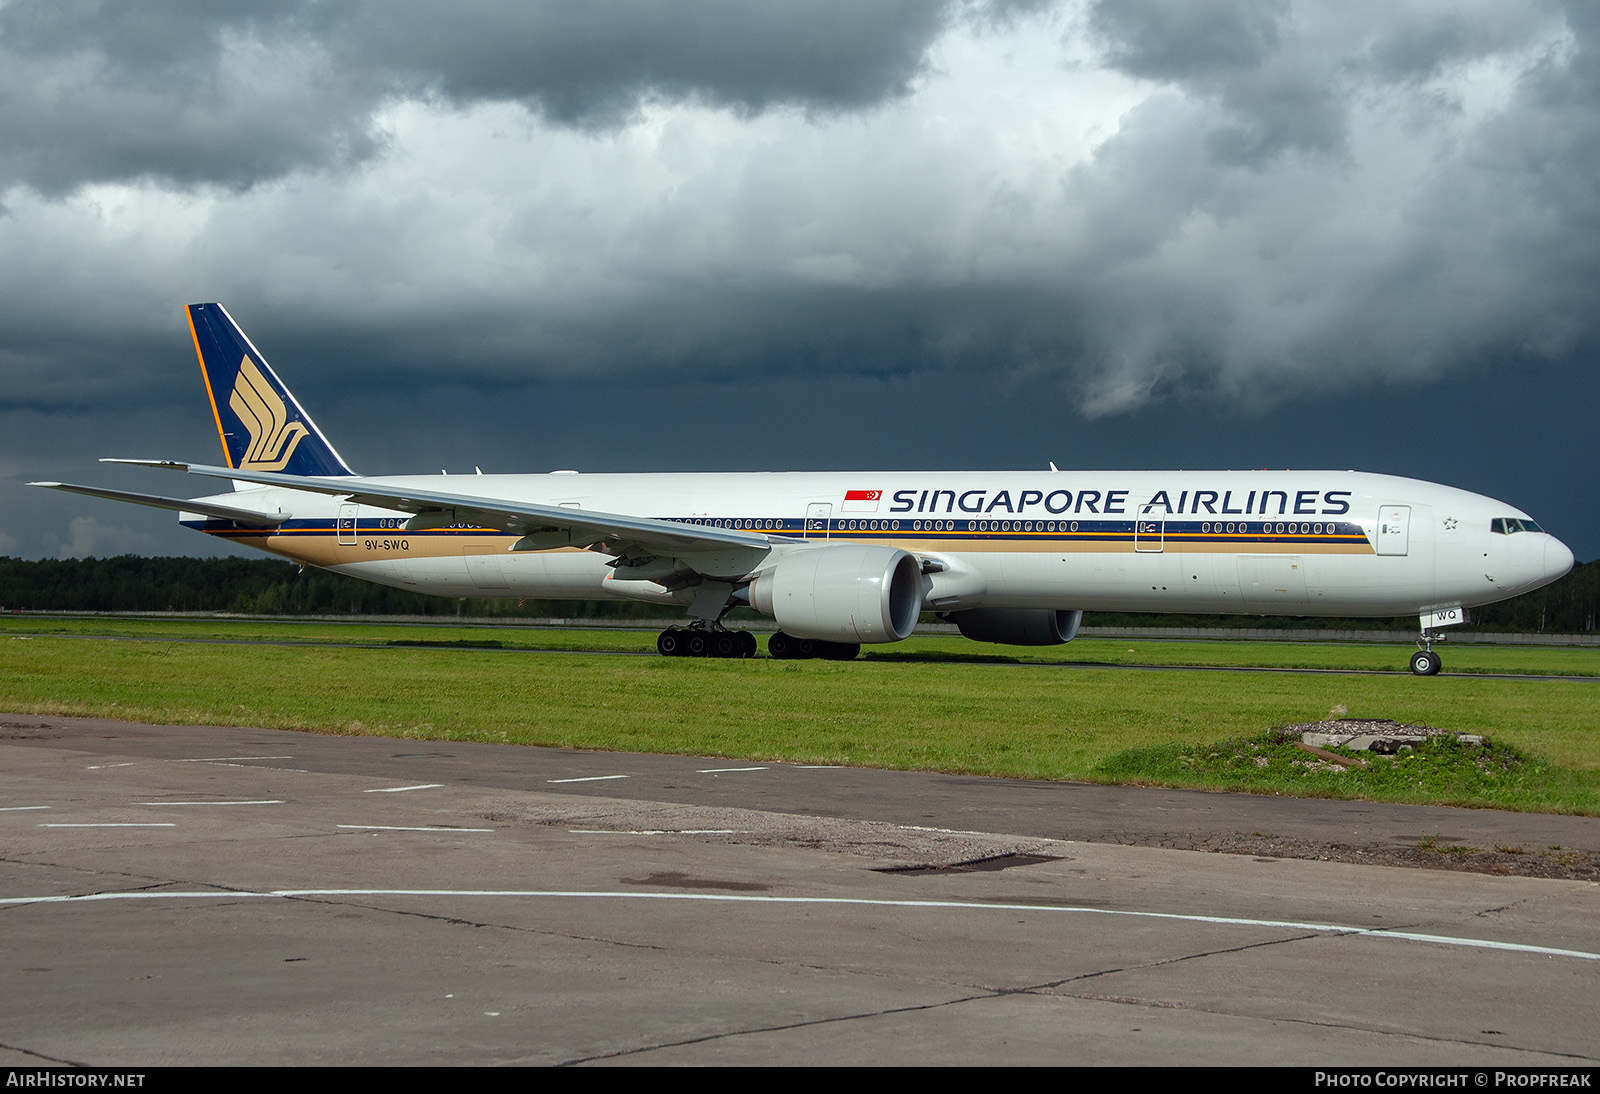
1352 1 1585 92
0 0 384 194
0 0 956 195
337 1 953 127
1087 0 1564 165
1086 0 1341 164
1090 0 1286 79
1054 0 1600 413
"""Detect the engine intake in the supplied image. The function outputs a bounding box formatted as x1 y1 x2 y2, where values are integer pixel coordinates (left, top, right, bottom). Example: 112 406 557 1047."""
947 608 1082 646
749 544 924 643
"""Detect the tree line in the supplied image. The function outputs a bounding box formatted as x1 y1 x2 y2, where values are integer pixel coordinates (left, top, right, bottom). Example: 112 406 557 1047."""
0 555 663 620
1 555 1595 633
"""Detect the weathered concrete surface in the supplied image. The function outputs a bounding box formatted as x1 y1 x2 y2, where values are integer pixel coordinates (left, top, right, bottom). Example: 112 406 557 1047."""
1 715 1596 1066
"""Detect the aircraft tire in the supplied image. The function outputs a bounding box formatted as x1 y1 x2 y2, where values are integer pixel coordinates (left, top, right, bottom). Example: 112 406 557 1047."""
738 631 758 658
1409 650 1442 676
687 632 710 657
657 629 685 657
821 641 861 661
714 633 738 658
768 632 794 659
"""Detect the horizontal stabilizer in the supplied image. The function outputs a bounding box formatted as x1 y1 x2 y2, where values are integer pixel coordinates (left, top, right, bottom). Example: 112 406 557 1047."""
28 482 288 527
100 458 191 471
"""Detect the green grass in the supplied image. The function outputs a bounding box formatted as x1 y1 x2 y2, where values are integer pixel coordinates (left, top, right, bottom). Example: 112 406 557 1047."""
1097 729 1595 813
2 614 1595 676
1 617 1596 813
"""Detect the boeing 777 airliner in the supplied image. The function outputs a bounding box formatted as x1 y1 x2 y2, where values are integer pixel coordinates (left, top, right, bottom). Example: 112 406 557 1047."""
33 304 1575 673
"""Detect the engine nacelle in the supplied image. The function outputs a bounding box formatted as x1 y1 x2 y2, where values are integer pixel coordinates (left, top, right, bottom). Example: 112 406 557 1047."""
748 544 923 643
947 608 1083 646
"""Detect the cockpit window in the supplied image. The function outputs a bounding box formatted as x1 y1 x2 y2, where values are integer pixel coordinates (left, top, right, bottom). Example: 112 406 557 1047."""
1491 517 1544 534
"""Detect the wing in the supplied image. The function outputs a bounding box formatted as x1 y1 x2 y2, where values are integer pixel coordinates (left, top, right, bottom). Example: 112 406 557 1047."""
112 461 793 580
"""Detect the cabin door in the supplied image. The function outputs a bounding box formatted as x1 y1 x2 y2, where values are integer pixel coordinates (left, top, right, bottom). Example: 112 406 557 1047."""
337 504 358 546
1376 506 1410 556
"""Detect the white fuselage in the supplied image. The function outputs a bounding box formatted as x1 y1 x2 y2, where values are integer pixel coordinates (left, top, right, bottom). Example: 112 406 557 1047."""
184 469 1573 620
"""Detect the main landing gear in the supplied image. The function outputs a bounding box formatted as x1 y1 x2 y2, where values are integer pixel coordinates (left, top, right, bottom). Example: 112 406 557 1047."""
656 625 758 659
654 626 861 660
767 632 860 660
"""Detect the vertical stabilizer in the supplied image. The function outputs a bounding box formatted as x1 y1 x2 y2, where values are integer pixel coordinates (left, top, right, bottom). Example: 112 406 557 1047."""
186 302 354 476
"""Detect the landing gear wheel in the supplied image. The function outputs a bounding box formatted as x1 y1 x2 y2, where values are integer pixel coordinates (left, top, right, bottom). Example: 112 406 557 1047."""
714 633 738 658
657 628 684 657
765 633 858 660
687 632 710 657
738 631 758 658
1409 649 1442 676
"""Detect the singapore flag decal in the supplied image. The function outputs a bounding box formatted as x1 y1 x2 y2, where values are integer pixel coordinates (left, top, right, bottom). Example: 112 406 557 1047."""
842 488 882 513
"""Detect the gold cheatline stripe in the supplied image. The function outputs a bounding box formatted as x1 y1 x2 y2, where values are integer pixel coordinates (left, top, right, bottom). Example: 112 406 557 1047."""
202 527 1373 561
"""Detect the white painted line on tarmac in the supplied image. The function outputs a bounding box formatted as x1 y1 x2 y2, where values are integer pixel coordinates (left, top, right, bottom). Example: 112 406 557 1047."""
548 775 630 783
0 887 1593 962
364 784 444 793
204 763 310 771
570 829 740 835
336 825 495 833
136 800 284 806
39 823 176 828
1 805 51 812
177 756 295 762
86 763 135 770
695 766 768 774
3 890 247 902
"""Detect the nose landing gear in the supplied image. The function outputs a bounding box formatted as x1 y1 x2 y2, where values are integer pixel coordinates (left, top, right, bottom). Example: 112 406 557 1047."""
1409 606 1464 675
1409 646 1442 676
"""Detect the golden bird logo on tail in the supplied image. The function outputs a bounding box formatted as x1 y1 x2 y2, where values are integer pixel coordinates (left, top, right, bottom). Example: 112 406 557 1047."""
229 357 309 470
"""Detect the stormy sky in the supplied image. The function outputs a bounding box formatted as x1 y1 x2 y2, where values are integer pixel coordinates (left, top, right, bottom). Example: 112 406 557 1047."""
3 0 1597 562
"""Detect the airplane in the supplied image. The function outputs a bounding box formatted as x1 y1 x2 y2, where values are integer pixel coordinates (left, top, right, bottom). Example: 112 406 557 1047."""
32 303 1576 674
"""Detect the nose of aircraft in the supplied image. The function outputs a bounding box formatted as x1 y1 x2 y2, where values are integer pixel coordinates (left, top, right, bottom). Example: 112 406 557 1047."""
1545 535 1576 584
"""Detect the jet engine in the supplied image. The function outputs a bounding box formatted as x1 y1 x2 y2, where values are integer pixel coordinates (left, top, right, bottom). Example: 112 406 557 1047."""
748 544 924 643
946 608 1083 646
